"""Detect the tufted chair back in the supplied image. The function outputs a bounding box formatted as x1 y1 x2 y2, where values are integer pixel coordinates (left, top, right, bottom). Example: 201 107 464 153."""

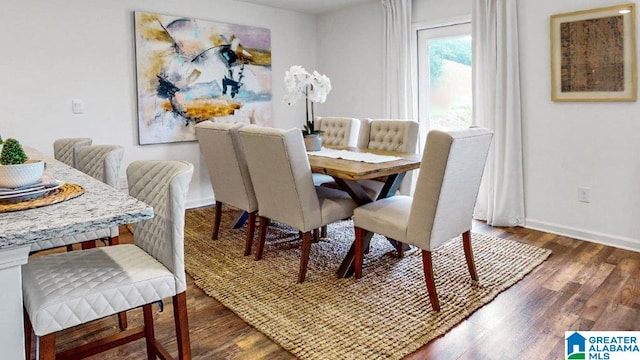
195 121 257 212
75 145 124 189
357 119 419 153
127 160 194 293
53 137 92 168
316 117 361 147
239 126 322 232
407 128 493 250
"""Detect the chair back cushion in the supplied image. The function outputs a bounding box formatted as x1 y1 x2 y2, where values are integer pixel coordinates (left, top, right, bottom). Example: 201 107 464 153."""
407 128 493 249
195 121 258 212
75 145 124 188
53 137 92 168
127 160 194 293
239 126 322 231
316 117 361 147
357 119 419 154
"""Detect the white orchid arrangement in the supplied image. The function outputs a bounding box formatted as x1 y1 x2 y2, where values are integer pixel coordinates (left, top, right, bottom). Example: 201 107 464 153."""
283 65 332 135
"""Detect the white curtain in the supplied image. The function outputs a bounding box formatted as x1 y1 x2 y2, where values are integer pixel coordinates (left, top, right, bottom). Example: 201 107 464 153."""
382 0 413 120
472 0 525 226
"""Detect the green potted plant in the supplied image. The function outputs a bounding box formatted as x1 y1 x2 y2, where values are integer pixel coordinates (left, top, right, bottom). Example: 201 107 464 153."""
284 65 332 151
0 137 44 188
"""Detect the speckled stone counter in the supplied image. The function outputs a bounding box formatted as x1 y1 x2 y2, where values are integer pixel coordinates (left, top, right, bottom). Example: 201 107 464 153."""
0 148 154 248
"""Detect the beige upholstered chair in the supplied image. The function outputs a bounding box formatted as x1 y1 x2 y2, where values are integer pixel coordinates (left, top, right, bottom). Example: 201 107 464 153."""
23 160 194 360
312 117 361 187
357 119 419 198
316 116 360 147
29 145 124 252
238 126 358 283
53 137 92 168
353 128 493 311
195 121 258 256
357 118 419 152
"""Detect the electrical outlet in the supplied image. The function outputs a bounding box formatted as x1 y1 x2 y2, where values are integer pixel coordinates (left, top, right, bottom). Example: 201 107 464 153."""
578 186 591 203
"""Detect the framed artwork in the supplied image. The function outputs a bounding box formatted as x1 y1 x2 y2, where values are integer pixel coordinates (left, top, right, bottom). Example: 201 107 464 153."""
550 3 637 102
134 12 272 144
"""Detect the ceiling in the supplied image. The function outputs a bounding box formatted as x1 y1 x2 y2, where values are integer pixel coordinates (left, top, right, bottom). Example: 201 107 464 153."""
232 0 374 15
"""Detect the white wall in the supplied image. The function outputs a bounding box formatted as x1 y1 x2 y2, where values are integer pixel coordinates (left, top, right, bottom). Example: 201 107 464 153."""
319 0 640 250
0 0 317 208
519 0 640 249
316 1 384 119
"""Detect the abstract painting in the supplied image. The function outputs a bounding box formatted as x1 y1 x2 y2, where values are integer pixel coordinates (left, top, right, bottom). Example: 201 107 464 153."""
134 12 272 144
550 4 636 102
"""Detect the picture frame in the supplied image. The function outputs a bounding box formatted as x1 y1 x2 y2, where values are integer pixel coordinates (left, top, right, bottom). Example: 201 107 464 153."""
550 3 637 102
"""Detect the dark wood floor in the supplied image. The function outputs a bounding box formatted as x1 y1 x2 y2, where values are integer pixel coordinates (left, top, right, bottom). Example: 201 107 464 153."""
33 214 640 359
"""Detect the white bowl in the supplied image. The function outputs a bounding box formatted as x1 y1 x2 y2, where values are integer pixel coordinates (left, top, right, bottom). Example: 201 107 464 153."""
0 160 45 188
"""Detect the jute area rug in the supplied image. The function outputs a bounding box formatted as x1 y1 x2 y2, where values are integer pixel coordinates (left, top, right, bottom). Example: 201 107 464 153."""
184 207 551 360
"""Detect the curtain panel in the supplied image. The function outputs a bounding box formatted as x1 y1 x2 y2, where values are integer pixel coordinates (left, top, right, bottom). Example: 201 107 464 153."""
472 0 525 226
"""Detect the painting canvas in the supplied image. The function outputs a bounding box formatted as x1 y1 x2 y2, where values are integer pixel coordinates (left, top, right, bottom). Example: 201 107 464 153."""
550 4 636 101
134 12 272 144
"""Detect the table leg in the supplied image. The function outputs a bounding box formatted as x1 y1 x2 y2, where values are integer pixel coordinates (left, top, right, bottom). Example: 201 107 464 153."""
337 231 374 278
334 172 411 277
231 211 248 229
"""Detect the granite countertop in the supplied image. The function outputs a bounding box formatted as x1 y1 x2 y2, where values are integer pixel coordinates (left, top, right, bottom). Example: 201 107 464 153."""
0 150 153 248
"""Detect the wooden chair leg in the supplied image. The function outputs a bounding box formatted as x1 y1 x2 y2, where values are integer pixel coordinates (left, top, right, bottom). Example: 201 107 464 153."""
81 241 96 250
212 202 222 240
24 308 32 360
118 312 128 331
255 216 270 261
395 240 405 258
38 333 56 360
462 231 478 281
312 228 320 243
142 304 157 360
421 250 440 312
320 225 327 238
298 232 313 283
173 292 192 360
244 212 256 256
354 227 365 279
109 236 120 246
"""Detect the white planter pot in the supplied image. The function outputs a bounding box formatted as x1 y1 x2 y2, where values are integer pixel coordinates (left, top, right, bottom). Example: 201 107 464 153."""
304 134 322 152
0 160 45 188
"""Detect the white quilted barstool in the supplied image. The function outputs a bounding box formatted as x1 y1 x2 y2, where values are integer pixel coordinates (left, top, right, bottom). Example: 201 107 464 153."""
195 121 258 256
29 145 125 252
239 126 357 283
357 119 419 198
53 138 92 168
23 160 194 360
312 117 361 187
353 128 493 311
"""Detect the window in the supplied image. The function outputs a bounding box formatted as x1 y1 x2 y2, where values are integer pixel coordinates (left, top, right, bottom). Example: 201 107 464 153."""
417 22 472 133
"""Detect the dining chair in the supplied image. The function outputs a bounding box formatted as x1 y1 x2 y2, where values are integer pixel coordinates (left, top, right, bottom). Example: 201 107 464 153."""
53 137 92 168
312 117 361 187
238 125 358 283
352 127 493 311
22 160 194 360
195 121 258 256
356 118 419 198
29 145 125 253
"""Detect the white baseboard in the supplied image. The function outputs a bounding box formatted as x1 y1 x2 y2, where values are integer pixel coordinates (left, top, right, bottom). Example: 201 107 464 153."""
186 196 215 210
525 218 640 252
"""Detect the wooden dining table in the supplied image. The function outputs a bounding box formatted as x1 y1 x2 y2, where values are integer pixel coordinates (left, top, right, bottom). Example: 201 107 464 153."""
0 148 153 360
308 147 421 278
